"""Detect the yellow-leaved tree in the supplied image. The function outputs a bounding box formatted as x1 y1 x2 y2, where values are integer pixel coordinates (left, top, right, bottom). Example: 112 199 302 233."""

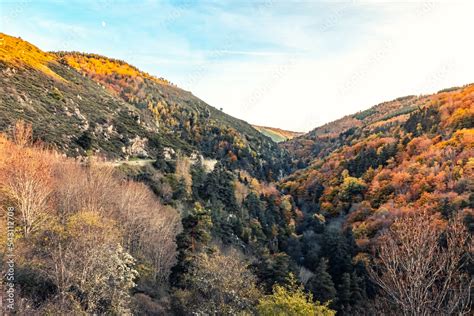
257 273 335 316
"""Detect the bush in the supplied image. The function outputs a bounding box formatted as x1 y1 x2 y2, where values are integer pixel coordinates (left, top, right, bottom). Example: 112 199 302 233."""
257 274 335 316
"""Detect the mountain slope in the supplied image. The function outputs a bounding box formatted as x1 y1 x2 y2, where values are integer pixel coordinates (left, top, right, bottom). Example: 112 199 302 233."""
280 84 474 249
0 33 290 179
282 93 445 163
252 125 303 143
2 32 472 315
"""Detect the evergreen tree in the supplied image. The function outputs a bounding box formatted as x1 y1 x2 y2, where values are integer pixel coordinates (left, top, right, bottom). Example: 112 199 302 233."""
173 177 188 200
170 202 212 287
350 271 365 306
308 258 336 305
244 192 263 218
190 161 206 200
204 163 238 210
320 228 352 285
76 130 93 150
337 272 352 313
153 146 176 173
254 251 296 292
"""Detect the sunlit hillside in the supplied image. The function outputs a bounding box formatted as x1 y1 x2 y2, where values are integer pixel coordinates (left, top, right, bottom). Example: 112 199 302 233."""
0 33 62 80
0 33 291 180
253 125 304 143
280 84 474 248
283 86 474 164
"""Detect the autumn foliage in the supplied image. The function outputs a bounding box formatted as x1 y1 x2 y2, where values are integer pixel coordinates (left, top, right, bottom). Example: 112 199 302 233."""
281 84 474 250
0 122 180 314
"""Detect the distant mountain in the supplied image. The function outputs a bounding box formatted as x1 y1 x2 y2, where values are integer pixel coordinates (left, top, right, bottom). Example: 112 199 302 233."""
252 125 303 143
0 33 291 179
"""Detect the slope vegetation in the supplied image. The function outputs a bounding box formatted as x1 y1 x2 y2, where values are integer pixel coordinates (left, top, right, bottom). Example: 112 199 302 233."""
1 32 472 315
0 34 304 314
283 94 439 163
280 84 474 247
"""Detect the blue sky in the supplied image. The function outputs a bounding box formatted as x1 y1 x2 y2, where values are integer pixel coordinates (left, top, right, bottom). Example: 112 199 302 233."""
1 0 473 131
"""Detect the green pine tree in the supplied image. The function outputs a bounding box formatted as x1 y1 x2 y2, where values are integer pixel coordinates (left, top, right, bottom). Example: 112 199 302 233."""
337 272 352 312
170 202 212 287
308 258 336 305
350 271 365 306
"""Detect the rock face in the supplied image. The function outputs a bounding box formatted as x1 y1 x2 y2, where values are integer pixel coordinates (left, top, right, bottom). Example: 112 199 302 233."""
122 136 149 158
202 158 218 172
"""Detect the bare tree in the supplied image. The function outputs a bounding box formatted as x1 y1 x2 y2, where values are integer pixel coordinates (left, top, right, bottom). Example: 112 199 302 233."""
114 180 180 284
12 120 33 147
367 211 473 315
0 137 55 237
175 154 192 193
52 161 180 285
0 123 181 314
36 211 137 314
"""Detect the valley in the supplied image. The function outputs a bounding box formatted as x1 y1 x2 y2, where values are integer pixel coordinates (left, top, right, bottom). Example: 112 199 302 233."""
0 33 472 315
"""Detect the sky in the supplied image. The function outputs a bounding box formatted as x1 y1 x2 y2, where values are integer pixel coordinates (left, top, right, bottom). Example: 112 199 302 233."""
1 0 473 132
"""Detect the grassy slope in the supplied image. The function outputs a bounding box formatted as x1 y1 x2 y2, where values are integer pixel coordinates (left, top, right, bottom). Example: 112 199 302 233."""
252 125 304 143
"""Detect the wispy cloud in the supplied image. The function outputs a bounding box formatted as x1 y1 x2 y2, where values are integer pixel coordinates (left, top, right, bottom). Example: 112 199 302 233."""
205 50 300 57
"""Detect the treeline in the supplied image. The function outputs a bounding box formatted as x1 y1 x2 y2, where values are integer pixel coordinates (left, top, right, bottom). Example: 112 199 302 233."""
55 51 174 86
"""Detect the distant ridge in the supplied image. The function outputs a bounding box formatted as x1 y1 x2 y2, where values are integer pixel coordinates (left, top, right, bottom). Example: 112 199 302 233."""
252 125 304 143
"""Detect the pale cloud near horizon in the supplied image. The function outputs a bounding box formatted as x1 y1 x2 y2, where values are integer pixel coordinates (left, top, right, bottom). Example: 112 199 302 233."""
1 0 473 131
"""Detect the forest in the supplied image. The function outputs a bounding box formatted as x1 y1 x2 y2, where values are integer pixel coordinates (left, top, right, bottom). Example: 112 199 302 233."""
0 33 473 315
